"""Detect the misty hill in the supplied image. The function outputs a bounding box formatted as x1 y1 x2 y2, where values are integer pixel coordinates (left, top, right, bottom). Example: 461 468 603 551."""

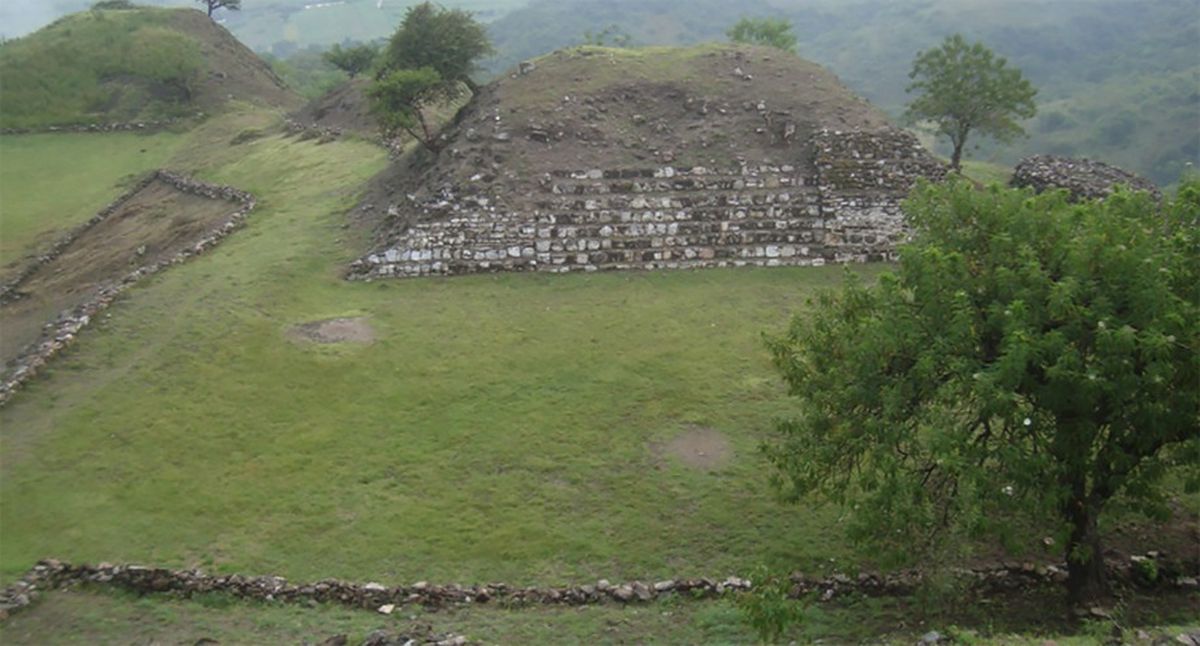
485 0 1199 185
0 6 299 129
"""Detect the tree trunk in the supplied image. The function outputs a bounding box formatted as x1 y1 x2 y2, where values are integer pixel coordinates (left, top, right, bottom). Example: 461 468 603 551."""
950 139 964 173
1064 494 1108 611
207 3 214 18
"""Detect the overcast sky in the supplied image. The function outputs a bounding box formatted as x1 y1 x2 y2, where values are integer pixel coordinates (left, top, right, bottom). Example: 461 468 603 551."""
0 0 185 40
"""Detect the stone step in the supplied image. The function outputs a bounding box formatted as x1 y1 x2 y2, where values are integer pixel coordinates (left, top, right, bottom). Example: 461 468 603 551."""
548 176 817 195
545 204 822 217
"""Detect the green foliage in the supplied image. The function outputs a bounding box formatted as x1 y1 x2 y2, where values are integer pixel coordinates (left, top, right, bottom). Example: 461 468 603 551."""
371 2 492 149
91 1 138 9
735 565 806 643
379 1 493 88
322 42 379 79
905 34 1037 171
766 178 1200 603
727 17 797 53
581 25 632 48
0 9 203 129
262 45 346 100
368 66 447 149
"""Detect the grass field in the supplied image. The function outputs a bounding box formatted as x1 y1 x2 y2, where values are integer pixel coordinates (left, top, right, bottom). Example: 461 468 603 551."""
0 117 880 589
0 131 186 270
2 111 1195 643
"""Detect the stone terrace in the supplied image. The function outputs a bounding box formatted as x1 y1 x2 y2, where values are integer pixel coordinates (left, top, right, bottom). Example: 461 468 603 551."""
350 129 945 279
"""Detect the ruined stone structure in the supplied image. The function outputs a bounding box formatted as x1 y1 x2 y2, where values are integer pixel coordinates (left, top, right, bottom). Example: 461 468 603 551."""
349 128 945 279
1011 154 1161 202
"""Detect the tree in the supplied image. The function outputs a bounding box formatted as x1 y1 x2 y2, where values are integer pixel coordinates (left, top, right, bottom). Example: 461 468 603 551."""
765 178 1199 612
378 1 492 93
905 34 1036 172
323 42 379 79
370 2 491 150
368 66 451 151
581 24 632 48
727 17 797 53
196 0 241 18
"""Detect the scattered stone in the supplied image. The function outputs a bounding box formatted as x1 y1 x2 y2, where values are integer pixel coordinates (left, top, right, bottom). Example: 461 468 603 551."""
378 603 395 615
920 630 944 644
1011 154 1161 201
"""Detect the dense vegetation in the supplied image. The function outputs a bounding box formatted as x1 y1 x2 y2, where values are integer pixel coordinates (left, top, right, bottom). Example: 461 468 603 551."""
0 8 202 128
768 178 1199 608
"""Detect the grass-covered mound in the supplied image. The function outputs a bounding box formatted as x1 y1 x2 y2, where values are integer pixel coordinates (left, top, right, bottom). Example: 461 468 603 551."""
0 7 299 129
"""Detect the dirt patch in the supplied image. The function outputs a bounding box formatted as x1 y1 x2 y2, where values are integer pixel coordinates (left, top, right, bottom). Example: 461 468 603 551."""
291 79 377 136
652 427 732 470
286 317 375 344
0 179 242 371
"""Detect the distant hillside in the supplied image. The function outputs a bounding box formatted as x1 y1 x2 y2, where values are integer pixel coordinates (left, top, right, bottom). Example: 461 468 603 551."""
0 0 526 54
0 7 299 129
485 0 1200 185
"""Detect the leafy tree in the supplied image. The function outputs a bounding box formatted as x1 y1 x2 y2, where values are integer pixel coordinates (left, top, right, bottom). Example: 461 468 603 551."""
368 66 451 151
727 17 797 54
196 0 241 19
379 1 492 93
581 24 632 48
765 178 1199 611
905 34 1036 172
323 42 379 79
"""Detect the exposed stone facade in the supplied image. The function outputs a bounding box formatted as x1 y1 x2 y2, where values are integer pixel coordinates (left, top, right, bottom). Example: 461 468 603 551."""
1011 154 1161 202
349 128 946 279
0 171 255 406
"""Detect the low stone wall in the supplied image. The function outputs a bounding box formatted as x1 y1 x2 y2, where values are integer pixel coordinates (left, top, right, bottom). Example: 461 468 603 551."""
2 554 1193 621
0 118 187 136
1010 154 1161 201
0 175 158 305
0 171 255 406
350 128 947 279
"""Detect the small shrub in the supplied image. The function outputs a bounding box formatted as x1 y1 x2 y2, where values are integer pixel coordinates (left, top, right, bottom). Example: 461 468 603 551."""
735 565 806 643
230 128 265 145
92 0 138 9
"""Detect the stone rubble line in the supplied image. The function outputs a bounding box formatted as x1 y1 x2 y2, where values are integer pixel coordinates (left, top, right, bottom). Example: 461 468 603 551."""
1 555 1195 622
0 118 188 136
0 170 255 406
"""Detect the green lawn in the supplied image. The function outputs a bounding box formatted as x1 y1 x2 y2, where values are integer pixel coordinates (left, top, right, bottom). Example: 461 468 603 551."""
0 131 186 270
0 119 874 588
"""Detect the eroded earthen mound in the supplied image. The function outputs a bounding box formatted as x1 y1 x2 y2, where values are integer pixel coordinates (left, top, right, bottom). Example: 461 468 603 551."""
351 44 946 279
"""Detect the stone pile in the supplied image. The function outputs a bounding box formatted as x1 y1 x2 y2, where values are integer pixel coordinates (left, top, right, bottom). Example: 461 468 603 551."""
350 128 947 279
3 553 1193 621
1010 154 1161 201
0 171 255 406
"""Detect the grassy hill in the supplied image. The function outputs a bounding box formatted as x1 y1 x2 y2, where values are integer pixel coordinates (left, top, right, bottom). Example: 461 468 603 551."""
0 6 299 129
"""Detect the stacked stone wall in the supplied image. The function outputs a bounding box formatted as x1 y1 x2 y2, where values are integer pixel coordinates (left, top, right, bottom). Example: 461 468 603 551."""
0 171 255 406
351 129 946 279
3 553 1194 621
